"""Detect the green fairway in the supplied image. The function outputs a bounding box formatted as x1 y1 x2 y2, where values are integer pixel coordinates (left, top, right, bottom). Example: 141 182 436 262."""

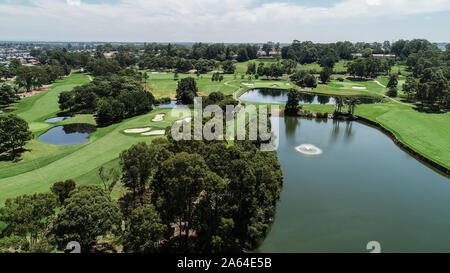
145 70 292 99
0 73 181 205
1 66 448 206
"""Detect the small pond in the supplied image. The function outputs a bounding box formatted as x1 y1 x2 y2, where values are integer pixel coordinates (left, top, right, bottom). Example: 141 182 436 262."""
45 116 71 123
156 100 185 108
240 88 381 105
38 123 97 145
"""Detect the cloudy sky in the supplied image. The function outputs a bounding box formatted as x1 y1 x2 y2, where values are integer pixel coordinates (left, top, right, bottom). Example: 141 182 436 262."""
0 0 449 43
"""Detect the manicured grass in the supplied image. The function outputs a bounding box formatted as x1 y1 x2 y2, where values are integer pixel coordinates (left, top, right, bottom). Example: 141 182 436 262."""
145 70 292 99
145 72 238 99
356 103 450 169
0 72 181 205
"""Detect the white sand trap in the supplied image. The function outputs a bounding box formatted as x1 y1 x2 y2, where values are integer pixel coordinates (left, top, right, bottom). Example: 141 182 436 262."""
242 82 254 86
295 144 323 155
142 130 166 136
352 86 366 90
175 117 192 124
124 127 151 133
152 114 165 122
285 83 291 86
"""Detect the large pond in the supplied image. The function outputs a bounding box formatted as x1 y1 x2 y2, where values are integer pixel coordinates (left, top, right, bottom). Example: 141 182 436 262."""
258 117 450 253
240 88 380 105
38 123 97 145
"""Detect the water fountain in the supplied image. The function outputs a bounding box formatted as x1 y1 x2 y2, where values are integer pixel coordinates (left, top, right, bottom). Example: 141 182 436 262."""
295 144 323 155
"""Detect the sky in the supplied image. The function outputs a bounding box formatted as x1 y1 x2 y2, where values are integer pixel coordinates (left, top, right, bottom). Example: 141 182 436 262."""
0 0 449 43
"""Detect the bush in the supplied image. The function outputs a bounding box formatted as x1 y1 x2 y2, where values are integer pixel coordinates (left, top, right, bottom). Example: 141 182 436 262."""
386 88 398 98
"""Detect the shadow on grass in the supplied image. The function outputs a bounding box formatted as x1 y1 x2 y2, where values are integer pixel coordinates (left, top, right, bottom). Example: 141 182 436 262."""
0 148 30 163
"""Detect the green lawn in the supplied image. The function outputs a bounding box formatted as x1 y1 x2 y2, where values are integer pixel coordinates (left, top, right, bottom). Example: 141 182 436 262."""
0 73 181 205
1 66 448 204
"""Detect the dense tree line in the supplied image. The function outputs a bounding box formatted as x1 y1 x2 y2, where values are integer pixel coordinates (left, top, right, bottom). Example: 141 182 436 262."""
58 73 155 126
117 133 282 252
1 136 282 253
347 56 393 78
399 43 449 109
282 41 355 65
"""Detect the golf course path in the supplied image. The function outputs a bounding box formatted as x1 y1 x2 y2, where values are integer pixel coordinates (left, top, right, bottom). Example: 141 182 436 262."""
373 79 412 106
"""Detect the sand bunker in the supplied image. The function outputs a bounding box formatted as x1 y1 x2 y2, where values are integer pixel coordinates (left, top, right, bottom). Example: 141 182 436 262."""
142 130 166 136
152 114 165 122
124 127 151 133
295 144 323 155
285 83 291 86
175 117 192 124
352 86 366 90
242 82 254 86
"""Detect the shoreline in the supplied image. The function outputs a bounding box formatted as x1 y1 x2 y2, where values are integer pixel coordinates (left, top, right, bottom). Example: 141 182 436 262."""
354 115 450 178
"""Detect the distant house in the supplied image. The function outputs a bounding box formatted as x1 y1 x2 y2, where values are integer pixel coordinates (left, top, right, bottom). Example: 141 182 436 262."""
258 56 275 60
352 53 396 58
104 51 118 58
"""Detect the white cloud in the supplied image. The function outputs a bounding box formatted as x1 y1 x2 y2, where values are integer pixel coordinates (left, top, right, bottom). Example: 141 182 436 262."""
66 0 81 6
0 0 449 42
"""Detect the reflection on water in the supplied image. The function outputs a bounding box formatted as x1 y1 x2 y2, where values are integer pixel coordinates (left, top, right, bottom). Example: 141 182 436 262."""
258 117 450 253
38 123 97 145
240 88 336 105
240 88 383 105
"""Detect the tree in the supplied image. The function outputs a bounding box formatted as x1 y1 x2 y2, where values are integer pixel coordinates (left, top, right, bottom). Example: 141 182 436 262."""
386 87 398 98
51 180 76 205
120 142 173 208
52 185 122 253
319 67 333 84
237 48 249 62
285 89 300 116
15 66 34 92
0 64 8 81
417 68 449 107
0 84 19 106
152 152 224 250
346 97 359 115
176 77 198 104
0 115 33 158
262 44 272 56
122 204 167 253
0 193 57 249
58 91 75 112
98 166 119 199
246 62 256 75
221 60 235 74
402 76 418 101
303 74 317 88
387 74 398 89
334 96 344 113
96 99 115 126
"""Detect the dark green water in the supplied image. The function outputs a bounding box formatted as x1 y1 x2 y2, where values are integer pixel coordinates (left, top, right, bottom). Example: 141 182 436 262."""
258 117 450 253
